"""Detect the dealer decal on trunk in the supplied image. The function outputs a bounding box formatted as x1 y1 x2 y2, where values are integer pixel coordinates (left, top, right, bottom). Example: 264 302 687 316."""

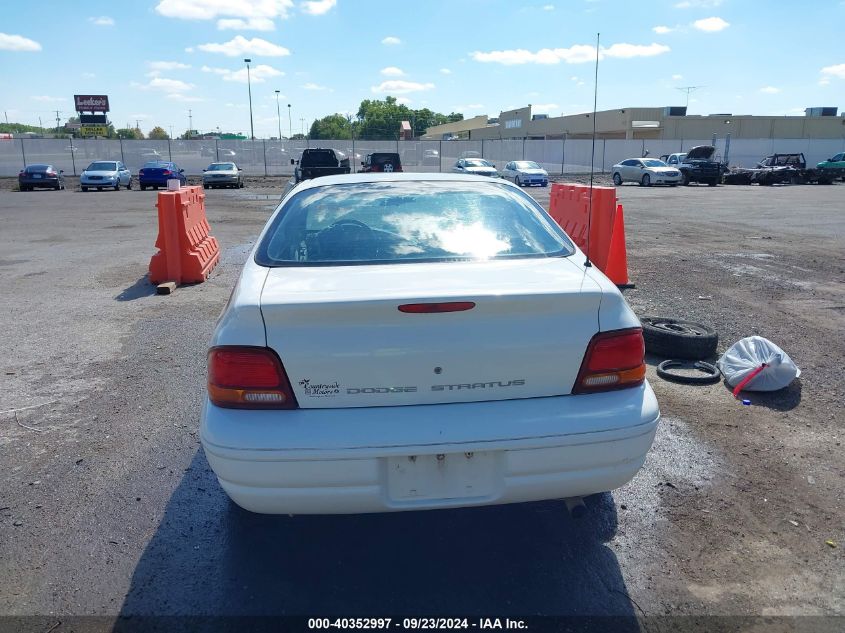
298 379 340 397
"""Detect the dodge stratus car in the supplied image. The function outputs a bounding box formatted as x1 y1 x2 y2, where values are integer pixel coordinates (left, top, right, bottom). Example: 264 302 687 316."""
201 173 659 514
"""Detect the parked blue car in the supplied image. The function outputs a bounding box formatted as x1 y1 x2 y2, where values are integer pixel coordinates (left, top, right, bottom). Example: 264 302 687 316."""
138 161 187 190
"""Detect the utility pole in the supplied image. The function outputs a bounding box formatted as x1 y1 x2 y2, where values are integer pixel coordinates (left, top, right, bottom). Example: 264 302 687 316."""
300 117 305 136
169 125 174 139
244 58 255 140
188 109 193 137
54 110 61 135
675 86 704 111
274 90 282 140
287 104 292 139
4 111 8 124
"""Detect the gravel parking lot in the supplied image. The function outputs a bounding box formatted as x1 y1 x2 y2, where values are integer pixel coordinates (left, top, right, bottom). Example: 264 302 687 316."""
0 177 842 628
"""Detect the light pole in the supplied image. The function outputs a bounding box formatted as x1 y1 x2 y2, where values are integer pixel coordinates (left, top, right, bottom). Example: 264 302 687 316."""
274 90 282 140
287 104 292 139
244 58 255 140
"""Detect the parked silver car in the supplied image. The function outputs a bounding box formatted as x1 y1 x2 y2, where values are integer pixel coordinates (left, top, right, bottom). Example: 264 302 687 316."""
452 158 500 177
202 162 244 189
80 160 132 191
501 160 549 187
611 158 681 187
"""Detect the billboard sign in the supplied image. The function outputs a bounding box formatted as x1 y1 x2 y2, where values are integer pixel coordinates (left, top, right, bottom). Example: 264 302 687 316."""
74 94 110 112
80 125 109 137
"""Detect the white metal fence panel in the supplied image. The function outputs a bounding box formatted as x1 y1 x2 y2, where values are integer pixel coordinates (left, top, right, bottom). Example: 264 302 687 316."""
3 137 845 177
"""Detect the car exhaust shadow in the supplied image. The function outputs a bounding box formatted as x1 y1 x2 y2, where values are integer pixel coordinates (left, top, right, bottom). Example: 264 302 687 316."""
113 450 640 630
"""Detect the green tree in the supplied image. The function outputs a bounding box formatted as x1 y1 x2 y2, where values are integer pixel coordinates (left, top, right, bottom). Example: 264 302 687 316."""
148 126 169 140
310 114 354 140
115 127 143 140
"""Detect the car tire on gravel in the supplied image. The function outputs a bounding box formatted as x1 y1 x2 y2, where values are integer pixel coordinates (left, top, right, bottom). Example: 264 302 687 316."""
641 174 651 187
639 316 718 360
613 173 622 186
681 173 690 186
81 186 88 192
656 360 722 385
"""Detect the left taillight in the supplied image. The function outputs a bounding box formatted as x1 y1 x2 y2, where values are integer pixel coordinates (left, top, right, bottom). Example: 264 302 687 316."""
573 328 646 394
208 346 299 409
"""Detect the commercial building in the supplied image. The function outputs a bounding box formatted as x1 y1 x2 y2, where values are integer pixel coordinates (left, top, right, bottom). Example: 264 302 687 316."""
422 105 845 141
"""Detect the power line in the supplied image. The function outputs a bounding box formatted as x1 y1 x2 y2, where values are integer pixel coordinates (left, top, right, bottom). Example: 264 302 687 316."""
675 85 705 111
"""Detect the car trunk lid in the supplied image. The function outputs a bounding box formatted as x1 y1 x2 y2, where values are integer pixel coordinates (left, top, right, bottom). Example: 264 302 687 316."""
260 257 602 408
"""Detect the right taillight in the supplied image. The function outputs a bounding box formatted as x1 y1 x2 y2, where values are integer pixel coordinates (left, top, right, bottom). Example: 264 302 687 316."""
208 346 299 409
573 328 645 394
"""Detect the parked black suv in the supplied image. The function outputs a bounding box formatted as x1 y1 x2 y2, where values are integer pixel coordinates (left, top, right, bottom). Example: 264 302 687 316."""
360 152 403 173
292 148 351 182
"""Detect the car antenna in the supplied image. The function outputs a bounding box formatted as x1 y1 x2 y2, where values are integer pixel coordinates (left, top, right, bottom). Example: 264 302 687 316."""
585 32 600 269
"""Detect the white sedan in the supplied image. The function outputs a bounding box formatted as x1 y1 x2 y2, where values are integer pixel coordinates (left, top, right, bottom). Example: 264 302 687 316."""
612 158 682 187
201 173 660 514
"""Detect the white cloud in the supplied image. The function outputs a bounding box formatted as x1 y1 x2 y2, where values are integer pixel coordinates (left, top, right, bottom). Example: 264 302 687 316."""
82 72 96 78
653 25 673 34
380 66 405 76
202 64 283 83
89 16 115 26
471 42 669 65
303 82 330 90
440 68 452 75
217 17 275 30
675 0 722 7
543 4 554 10
672 74 683 80
0 33 42 52
759 86 780 94
155 0 293 20
820 63 845 79
197 35 290 57
31 95 66 102
371 80 434 94
133 77 195 92
185 47 195 53
693 17 730 32
149 61 191 71
301 0 336 15
382 36 401 45
166 93 204 102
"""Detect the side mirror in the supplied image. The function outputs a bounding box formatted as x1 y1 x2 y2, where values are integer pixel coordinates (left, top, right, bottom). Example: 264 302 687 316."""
59 170 64 174
202 169 207 172
639 164 644 169
179 169 185 173
238 168 243 171
290 158 295 165
361 161 365 166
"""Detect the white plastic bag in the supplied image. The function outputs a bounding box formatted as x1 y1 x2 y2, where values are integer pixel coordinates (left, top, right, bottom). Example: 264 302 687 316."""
717 336 800 391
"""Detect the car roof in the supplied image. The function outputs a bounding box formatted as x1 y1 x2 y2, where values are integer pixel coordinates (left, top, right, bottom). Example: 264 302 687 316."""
290 172 521 192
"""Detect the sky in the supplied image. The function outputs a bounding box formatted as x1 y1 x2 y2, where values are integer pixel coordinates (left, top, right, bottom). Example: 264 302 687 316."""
1 0 844 138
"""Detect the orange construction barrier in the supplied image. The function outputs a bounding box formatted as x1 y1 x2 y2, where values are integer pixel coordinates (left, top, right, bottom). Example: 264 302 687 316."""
148 186 220 285
547 183 630 286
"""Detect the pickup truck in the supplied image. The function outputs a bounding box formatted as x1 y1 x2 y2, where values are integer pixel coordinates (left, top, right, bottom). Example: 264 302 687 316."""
292 148 351 183
660 145 722 186
723 153 843 185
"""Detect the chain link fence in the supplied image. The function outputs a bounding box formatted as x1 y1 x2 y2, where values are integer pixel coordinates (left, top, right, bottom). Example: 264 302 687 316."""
2 137 844 177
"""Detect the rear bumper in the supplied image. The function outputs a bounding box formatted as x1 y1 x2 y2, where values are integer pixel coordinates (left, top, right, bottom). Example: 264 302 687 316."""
19 177 60 187
201 383 660 514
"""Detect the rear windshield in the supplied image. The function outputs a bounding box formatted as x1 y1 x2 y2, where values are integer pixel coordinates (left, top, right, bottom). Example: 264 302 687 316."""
208 163 235 170
143 161 171 169
255 181 574 266
87 162 117 171
25 164 51 172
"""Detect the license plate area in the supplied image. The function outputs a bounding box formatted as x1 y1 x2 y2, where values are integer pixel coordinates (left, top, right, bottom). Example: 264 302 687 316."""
33 174 42 178
386 451 499 503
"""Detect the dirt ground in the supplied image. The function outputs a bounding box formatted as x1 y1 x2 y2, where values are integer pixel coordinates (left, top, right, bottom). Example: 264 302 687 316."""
0 176 842 630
